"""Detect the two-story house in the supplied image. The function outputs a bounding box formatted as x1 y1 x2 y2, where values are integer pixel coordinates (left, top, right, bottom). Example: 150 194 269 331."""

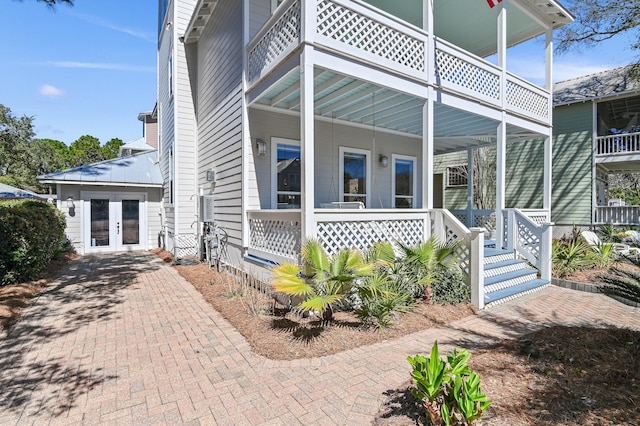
158 0 573 308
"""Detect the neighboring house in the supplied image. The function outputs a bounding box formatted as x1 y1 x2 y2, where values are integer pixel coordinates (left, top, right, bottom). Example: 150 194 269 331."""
158 0 572 308
38 111 163 255
437 65 640 231
0 183 45 200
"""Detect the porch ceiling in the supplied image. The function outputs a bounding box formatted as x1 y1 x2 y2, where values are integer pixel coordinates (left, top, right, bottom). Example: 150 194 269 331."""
251 68 542 154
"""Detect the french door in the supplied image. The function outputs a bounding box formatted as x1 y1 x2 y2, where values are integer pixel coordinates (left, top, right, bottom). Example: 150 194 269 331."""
83 192 146 253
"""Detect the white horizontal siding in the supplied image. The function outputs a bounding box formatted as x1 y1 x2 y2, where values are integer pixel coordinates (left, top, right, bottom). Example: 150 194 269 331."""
196 0 244 247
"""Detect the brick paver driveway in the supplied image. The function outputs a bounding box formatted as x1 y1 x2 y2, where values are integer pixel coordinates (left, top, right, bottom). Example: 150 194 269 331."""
1 252 639 425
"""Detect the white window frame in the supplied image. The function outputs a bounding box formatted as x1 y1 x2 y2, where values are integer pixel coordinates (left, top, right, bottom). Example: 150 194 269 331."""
271 137 301 209
391 154 417 208
339 147 371 208
446 164 468 187
271 0 284 13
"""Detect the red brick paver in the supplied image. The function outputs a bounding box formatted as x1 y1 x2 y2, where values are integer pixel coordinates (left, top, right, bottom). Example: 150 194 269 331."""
1 253 638 425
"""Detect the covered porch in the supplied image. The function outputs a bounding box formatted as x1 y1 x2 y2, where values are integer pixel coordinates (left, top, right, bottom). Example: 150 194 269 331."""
240 0 564 308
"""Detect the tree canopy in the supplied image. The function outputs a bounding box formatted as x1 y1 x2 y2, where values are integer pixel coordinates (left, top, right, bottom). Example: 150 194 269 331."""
557 0 640 73
0 103 126 194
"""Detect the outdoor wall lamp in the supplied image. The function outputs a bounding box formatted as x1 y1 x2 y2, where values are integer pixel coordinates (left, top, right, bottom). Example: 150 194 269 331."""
379 154 389 168
256 139 267 156
66 196 75 209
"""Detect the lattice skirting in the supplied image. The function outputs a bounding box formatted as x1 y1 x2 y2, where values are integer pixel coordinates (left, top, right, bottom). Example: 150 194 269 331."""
172 233 198 258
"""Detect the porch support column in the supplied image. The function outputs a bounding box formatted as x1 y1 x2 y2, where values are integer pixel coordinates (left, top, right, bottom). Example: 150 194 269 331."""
543 28 553 214
466 146 475 228
496 120 507 249
300 45 316 242
495 2 507 249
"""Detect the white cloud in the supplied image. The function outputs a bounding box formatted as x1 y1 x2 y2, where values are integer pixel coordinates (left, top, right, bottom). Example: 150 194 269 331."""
46 61 155 73
39 84 66 98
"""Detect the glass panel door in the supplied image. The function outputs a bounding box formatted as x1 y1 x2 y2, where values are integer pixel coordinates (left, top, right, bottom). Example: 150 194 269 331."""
90 199 110 247
121 200 140 245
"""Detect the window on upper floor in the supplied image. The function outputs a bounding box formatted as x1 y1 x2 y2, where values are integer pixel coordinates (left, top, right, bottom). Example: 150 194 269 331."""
446 165 468 187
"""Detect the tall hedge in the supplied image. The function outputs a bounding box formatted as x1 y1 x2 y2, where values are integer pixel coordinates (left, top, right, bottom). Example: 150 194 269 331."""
0 199 67 285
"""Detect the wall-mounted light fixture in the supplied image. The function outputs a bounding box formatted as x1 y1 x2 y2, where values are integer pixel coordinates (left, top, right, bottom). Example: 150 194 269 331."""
379 154 389 168
165 21 173 31
205 169 216 182
66 196 75 209
256 139 267 156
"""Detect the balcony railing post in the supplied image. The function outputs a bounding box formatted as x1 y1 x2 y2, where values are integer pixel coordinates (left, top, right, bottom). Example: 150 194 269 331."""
469 227 485 310
540 222 553 281
505 209 516 252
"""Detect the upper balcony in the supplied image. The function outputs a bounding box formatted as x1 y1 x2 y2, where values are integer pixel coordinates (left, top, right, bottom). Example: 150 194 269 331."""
246 0 572 126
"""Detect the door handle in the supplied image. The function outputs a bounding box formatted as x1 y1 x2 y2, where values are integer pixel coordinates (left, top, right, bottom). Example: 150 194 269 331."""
117 222 120 235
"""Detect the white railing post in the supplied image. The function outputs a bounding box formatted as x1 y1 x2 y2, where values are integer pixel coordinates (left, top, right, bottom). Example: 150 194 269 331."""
505 209 516 252
469 227 485 310
540 222 553 281
433 210 445 242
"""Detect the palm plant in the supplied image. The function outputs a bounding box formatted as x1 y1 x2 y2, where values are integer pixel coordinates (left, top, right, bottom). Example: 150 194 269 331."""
552 238 593 278
271 239 373 321
599 268 640 304
397 236 461 302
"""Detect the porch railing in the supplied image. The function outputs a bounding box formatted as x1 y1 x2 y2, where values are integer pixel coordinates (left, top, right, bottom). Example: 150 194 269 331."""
504 208 553 281
315 209 429 257
246 0 550 123
595 206 640 225
596 131 640 156
247 210 301 264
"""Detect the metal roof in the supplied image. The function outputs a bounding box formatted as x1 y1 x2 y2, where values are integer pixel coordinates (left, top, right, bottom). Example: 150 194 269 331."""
38 150 163 187
0 183 44 199
554 66 640 106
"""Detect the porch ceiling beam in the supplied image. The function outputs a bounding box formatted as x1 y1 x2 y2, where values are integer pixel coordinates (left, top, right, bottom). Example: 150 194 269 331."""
270 69 325 107
246 55 300 105
356 98 422 124
326 90 397 119
311 80 370 111
251 103 422 139
317 86 379 117
313 73 353 99
287 73 355 110
373 109 423 130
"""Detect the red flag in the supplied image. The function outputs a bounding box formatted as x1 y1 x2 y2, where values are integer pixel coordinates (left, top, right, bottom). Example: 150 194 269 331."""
487 0 503 7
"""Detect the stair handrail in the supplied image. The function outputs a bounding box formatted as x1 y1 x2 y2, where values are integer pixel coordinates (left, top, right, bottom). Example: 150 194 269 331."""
430 209 485 309
505 208 553 281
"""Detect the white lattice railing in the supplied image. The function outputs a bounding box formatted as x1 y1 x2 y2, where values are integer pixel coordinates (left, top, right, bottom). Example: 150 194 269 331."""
505 72 549 121
247 0 301 84
315 0 426 79
450 209 496 232
595 206 640 225
520 209 550 225
430 209 485 308
315 209 428 257
247 210 301 264
170 232 199 258
504 209 552 281
596 131 640 155
435 40 501 104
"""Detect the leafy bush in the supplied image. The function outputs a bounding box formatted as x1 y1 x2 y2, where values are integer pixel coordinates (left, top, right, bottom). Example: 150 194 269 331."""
431 268 470 304
552 238 593 278
271 239 373 321
0 199 67 285
408 341 491 425
355 273 413 329
599 268 640 304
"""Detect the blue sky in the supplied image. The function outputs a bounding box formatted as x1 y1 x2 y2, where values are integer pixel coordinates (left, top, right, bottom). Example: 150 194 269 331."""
2 0 156 146
1 1 637 146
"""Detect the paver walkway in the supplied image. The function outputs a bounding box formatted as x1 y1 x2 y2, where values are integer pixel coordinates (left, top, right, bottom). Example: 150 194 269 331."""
1 252 639 425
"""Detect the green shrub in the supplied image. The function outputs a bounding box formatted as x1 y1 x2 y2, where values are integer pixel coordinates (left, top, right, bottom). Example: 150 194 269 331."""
408 341 491 425
552 238 593 278
431 268 470 304
355 273 413 329
0 199 67 285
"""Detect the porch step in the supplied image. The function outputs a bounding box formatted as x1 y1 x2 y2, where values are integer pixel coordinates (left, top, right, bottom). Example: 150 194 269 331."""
484 279 550 306
484 259 528 277
483 247 514 264
484 269 538 293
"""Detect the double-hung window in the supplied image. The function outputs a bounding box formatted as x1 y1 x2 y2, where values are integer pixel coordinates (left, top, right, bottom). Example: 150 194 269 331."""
392 154 416 208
